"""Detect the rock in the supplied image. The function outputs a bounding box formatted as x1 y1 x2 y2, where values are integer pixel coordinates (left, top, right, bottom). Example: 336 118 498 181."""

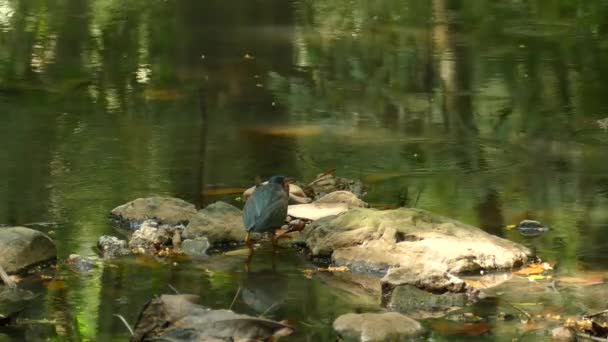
110 197 197 229
302 208 531 278
181 237 211 257
131 294 293 342
316 191 368 208
333 312 424 341
308 174 366 200
387 285 468 316
288 202 350 221
0 287 36 325
66 254 96 272
129 220 173 254
551 327 573 341
516 219 550 236
183 202 245 245
97 235 131 258
0 227 57 273
382 263 467 293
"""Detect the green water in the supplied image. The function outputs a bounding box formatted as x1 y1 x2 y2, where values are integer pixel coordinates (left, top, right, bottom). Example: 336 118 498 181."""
1 0 608 340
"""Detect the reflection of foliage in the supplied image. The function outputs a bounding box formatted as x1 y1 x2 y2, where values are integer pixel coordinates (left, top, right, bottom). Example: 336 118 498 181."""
1 0 608 340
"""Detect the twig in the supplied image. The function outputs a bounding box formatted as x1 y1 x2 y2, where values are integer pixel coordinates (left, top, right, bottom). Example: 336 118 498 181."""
576 332 608 342
585 309 608 319
259 302 280 318
113 314 134 337
507 302 533 322
167 284 180 294
0 264 16 289
229 287 241 310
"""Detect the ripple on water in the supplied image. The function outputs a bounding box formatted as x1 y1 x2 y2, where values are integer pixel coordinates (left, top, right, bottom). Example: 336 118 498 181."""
572 128 608 146
305 137 525 182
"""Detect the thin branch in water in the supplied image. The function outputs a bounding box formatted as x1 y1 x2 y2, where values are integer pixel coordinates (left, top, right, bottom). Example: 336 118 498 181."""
0 264 16 289
259 302 280 318
229 287 241 311
168 284 180 294
576 332 608 342
113 314 134 337
585 309 608 319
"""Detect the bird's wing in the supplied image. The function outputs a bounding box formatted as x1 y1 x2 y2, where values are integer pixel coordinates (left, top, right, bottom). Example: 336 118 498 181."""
243 184 288 232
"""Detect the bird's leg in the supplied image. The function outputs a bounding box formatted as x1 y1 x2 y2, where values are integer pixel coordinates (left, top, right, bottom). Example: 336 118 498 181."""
245 249 254 273
245 232 253 250
271 233 279 253
275 220 306 239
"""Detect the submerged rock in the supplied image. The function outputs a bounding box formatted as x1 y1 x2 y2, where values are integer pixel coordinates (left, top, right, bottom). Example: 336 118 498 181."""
183 202 245 246
131 294 293 342
97 235 131 258
181 237 211 257
66 254 96 272
0 287 36 325
302 208 531 276
333 312 424 341
110 197 197 229
387 285 468 316
0 227 57 273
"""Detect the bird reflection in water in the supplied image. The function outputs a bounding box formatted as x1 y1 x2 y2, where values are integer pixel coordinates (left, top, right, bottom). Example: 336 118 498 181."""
240 259 289 316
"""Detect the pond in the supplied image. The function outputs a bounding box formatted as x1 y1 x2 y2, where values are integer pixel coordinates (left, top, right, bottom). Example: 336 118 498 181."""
1 0 608 340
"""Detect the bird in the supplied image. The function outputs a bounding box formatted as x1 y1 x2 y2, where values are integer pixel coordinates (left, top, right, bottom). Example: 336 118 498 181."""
242 175 290 248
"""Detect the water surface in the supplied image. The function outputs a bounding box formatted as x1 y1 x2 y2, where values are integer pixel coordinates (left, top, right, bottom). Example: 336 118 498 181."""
1 0 608 340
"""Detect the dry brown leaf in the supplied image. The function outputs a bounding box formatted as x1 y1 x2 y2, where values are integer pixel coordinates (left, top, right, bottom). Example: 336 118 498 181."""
430 321 491 336
513 263 546 276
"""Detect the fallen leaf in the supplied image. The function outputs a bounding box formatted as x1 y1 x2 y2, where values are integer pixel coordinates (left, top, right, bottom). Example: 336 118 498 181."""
527 275 546 282
430 320 491 336
324 266 350 272
513 263 547 276
506 224 516 230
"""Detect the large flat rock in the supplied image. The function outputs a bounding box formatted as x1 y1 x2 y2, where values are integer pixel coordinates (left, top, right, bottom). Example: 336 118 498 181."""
110 197 197 229
301 208 531 276
0 227 57 273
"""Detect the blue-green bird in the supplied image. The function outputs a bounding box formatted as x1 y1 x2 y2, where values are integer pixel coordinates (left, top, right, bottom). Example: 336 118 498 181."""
242 175 290 247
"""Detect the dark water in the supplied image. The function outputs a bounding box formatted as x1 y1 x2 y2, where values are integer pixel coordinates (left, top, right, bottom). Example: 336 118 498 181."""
1 0 608 340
